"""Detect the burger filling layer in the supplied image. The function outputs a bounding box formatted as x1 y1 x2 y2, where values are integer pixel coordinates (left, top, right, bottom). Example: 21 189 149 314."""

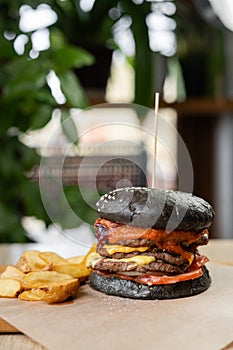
88 218 209 279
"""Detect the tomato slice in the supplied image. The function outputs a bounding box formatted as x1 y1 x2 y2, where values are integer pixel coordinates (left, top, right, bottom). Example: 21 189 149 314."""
134 268 203 286
96 267 204 286
188 254 209 271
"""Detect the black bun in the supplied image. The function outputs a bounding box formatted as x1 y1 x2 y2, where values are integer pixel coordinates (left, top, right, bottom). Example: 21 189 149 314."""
96 187 215 231
89 267 211 300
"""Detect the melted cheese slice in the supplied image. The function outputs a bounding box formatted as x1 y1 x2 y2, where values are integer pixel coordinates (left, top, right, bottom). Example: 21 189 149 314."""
185 252 194 265
86 252 155 269
86 252 103 267
104 244 149 255
115 255 155 265
104 244 194 265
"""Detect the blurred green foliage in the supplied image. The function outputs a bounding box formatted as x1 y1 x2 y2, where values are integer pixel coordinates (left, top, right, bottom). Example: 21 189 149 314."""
0 0 162 242
0 0 94 242
51 0 154 107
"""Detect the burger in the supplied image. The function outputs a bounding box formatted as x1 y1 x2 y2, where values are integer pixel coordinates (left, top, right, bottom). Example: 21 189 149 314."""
87 187 214 299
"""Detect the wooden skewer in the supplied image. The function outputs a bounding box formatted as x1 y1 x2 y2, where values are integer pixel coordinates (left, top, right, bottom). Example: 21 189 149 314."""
152 92 159 188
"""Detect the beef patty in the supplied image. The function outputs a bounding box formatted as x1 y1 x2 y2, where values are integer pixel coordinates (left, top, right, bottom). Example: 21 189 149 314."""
97 246 188 266
93 258 186 274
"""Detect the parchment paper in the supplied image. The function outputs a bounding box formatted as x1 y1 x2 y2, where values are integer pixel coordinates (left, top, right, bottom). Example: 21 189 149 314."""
0 263 232 350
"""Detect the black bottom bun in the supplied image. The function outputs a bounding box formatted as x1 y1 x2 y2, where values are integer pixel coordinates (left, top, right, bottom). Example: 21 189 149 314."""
89 267 211 300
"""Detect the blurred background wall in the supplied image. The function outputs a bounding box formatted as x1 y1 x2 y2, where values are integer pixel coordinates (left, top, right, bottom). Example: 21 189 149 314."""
0 0 232 242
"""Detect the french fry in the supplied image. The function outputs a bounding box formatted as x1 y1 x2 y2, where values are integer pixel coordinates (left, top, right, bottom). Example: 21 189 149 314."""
18 290 43 302
82 243 97 266
23 271 74 289
85 243 97 260
0 279 22 298
67 256 84 264
52 244 97 279
16 250 50 273
0 246 97 303
1 266 25 285
52 263 90 279
39 251 67 266
65 243 97 265
30 279 79 304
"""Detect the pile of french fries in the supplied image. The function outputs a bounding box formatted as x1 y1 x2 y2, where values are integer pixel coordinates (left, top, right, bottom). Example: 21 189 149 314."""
0 245 96 304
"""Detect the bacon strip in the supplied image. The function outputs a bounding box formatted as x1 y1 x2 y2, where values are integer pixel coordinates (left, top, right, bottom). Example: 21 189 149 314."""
94 218 209 263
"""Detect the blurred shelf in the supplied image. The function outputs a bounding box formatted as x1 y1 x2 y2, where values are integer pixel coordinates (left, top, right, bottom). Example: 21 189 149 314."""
86 88 106 106
161 98 233 116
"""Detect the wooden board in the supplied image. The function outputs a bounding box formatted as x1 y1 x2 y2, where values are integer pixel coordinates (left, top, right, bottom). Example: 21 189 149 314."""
0 265 20 332
0 318 20 333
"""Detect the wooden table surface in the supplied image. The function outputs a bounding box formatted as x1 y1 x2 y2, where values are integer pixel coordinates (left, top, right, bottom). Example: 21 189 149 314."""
0 241 232 350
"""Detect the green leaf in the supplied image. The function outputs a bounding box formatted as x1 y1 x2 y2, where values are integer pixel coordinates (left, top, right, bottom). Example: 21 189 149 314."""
58 71 89 108
0 203 28 243
36 88 58 106
30 104 53 130
19 180 50 224
49 27 67 50
52 45 94 72
0 34 15 59
4 59 47 99
60 108 79 145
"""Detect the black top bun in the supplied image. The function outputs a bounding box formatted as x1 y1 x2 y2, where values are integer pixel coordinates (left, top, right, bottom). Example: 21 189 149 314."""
96 187 215 231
